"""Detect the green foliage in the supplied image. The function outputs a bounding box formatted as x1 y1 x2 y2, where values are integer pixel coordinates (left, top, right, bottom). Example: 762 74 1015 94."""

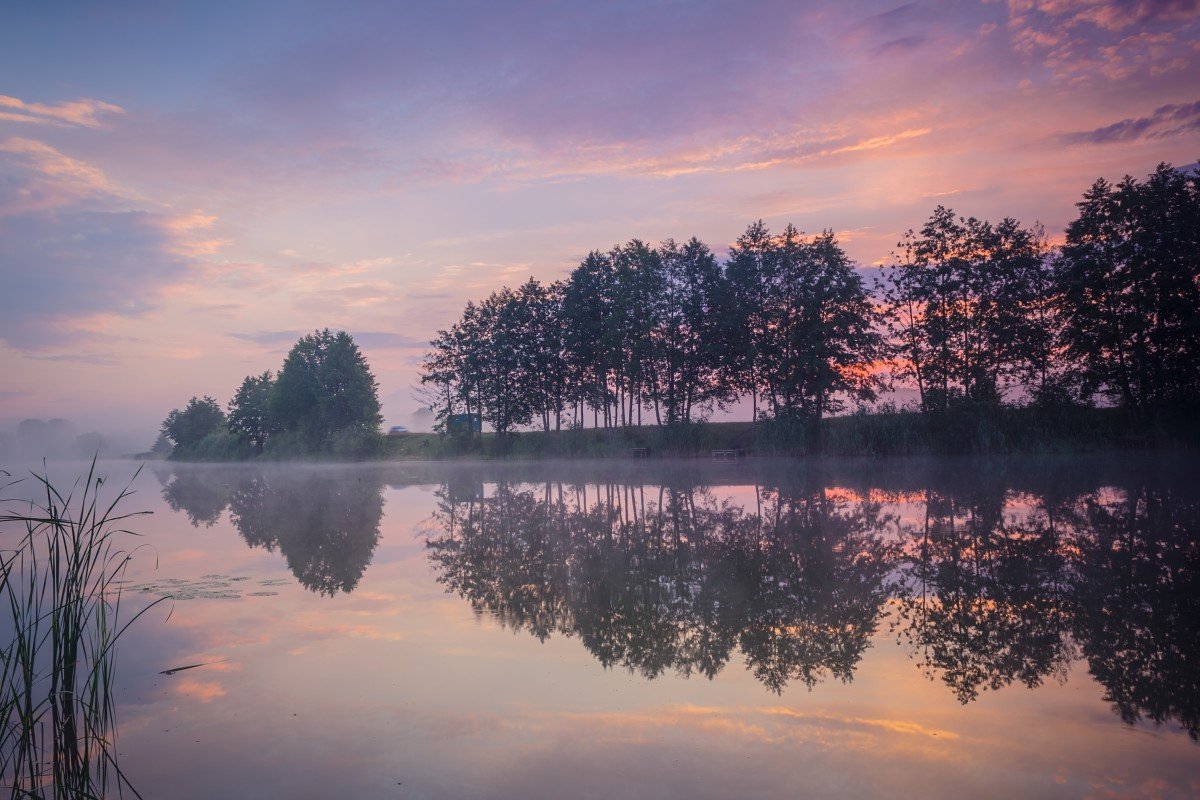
161 395 226 449
228 370 276 451
177 428 253 461
271 329 383 446
164 329 384 461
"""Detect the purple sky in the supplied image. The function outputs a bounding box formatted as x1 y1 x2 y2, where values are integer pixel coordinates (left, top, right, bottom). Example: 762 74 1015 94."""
2 0 1198 437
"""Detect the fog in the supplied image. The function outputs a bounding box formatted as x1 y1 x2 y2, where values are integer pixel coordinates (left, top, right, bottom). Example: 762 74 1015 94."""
0 417 154 461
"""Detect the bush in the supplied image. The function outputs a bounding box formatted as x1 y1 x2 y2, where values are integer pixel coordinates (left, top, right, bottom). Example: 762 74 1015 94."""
171 429 252 461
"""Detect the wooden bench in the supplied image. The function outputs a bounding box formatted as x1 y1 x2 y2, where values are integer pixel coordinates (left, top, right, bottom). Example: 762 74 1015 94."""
711 449 744 460
628 447 649 458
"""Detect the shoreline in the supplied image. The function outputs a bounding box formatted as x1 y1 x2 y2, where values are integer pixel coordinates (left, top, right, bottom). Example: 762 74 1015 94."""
155 406 1200 464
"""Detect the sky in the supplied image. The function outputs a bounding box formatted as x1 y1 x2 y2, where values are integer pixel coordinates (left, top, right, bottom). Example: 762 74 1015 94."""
1 0 1198 440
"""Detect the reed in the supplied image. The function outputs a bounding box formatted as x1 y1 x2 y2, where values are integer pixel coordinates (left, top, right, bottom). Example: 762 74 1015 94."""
1 462 159 799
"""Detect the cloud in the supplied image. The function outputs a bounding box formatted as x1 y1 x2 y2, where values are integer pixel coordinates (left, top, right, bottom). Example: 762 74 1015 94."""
349 331 427 350
1006 0 1199 82
0 137 115 212
0 95 124 128
229 330 425 351
228 330 304 347
1058 100 1200 144
828 127 933 155
0 138 211 351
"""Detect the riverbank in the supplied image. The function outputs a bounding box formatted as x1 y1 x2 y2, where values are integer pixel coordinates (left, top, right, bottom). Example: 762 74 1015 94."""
372 405 1199 461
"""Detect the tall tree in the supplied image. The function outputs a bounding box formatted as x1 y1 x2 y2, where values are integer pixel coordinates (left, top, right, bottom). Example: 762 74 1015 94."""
271 329 382 443
470 288 537 435
1055 163 1200 417
724 220 774 421
879 208 1052 411
518 278 570 431
730 224 884 425
562 250 619 427
228 371 277 452
646 237 734 424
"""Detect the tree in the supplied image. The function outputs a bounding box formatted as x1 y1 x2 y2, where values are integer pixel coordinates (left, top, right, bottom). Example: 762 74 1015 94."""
419 327 466 436
645 237 734 425
724 220 774 421
518 278 570 431
150 430 173 456
228 371 276 452
562 250 619 427
161 396 226 449
472 287 536 435
610 239 661 427
879 208 1052 411
729 223 884 426
1055 163 1200 417
270 330 382 444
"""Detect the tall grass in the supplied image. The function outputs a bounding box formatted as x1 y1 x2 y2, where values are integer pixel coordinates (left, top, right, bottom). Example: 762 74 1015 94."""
1 462 158 799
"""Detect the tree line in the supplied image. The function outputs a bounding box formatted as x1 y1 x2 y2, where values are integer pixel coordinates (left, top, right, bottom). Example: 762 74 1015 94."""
160 329 383 459
419 163 1200 438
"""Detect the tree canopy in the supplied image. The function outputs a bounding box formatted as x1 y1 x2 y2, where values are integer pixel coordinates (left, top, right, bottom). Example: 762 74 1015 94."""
161 396 225 449
161 330 383 458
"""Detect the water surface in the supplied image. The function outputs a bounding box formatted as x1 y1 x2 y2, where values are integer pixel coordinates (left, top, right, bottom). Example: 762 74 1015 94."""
6 456 1198 798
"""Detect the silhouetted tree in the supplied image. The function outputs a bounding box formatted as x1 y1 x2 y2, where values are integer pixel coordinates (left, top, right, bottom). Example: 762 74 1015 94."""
646 237 734 424
879 208 1052 411
1055 163 1200 418
729 224 884 428
561 250 620 427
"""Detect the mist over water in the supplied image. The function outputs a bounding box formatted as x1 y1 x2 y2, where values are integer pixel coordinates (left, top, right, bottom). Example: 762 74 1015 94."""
4 455 1192 798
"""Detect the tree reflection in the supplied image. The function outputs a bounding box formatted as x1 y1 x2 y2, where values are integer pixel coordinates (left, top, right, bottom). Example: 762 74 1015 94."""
1071 480 1200 739
893 484 1075 703
156 466 385 595
155 460 1200 738
425 480 898 692
158 467 236 527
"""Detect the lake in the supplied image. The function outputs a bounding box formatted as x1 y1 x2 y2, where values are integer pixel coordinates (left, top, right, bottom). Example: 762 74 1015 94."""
4 456 1199 798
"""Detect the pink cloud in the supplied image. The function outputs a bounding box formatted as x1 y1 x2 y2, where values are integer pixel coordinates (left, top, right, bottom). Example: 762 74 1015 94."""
0 94 124 128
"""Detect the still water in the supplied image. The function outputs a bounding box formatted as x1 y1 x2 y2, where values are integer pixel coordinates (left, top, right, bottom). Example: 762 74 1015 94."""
8 456 1200 798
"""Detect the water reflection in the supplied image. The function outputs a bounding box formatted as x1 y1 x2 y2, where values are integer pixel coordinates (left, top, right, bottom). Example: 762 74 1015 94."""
892 488 1076 703
156 466 385 595
427 482 897 691
1070 483 1200 740
154 460 1200 739
423 463 1200 739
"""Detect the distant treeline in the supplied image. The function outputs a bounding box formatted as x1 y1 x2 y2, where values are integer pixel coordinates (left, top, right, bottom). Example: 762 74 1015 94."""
160 329 384 460
419 163 1200 445
0 418 109 460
